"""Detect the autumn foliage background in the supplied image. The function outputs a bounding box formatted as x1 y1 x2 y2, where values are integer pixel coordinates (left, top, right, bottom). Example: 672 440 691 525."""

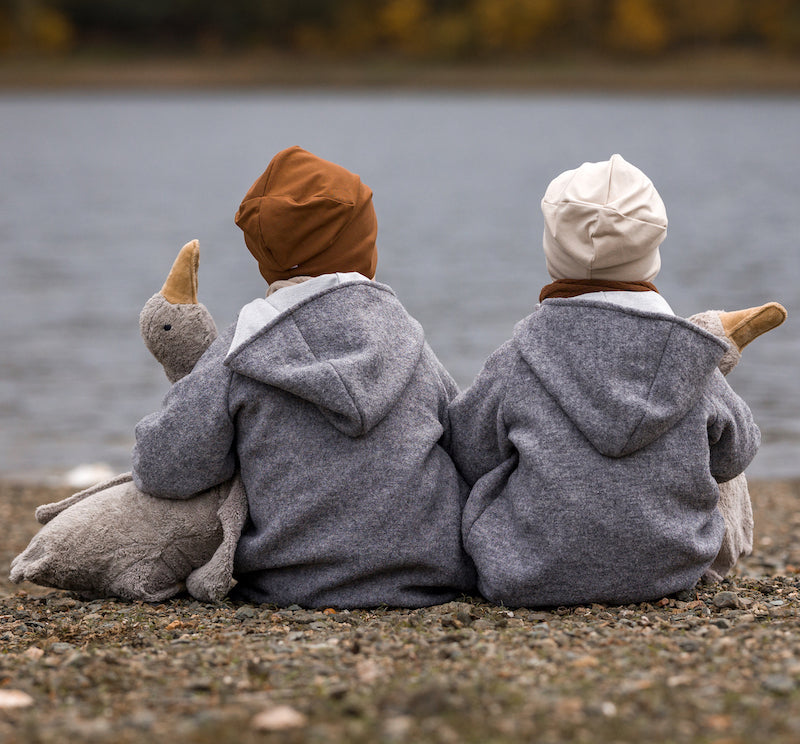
3 0 800 62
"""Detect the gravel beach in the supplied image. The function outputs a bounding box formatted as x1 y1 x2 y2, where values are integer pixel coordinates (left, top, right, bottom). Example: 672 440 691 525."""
2 477 800 743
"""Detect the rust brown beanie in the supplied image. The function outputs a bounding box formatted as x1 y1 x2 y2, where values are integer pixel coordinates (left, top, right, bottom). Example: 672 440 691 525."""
235 146 378 284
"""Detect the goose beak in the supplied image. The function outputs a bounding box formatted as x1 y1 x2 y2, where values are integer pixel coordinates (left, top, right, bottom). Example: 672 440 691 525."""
161 239 200 304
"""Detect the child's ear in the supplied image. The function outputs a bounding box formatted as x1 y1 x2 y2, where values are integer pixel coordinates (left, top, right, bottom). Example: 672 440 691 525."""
161 239 200 305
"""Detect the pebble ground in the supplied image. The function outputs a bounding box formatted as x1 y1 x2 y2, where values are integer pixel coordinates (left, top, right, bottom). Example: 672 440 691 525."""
1 478 799 743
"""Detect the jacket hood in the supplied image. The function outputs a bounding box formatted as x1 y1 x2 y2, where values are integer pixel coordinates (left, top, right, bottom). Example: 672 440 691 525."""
225 281 424 437
235 146 378 285
514 299 728 457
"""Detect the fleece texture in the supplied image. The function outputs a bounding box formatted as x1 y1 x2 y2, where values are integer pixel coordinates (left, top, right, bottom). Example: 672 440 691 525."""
133 278 476 609
9 473 248 602
10 240 247 602
448 298 760 608
140 294 218 384
687 310 751 580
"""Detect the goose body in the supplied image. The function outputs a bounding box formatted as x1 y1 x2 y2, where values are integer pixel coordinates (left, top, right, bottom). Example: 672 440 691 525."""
10 241 247 602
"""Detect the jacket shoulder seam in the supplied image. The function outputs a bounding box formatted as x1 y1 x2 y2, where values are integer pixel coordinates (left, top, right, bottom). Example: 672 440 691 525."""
623 322 676 453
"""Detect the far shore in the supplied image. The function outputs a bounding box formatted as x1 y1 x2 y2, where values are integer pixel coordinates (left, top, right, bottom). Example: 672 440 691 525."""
2 49 800 94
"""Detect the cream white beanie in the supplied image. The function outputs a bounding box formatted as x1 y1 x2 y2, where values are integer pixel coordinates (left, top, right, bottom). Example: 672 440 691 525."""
541 154 668 282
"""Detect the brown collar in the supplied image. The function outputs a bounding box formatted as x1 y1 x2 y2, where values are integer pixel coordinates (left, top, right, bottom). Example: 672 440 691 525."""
539 279 659 303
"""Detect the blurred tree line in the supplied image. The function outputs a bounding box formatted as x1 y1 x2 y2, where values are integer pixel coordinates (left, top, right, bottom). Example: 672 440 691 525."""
2 0 800 58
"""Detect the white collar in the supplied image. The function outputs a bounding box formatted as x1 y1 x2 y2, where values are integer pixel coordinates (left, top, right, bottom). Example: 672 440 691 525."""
228 272 370 357
571 290 674 316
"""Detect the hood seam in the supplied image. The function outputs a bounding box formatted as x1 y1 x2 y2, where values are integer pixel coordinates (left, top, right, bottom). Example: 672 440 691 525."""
517 301 726 457
289 313 366 436
621 322 675 456
605 154 615 204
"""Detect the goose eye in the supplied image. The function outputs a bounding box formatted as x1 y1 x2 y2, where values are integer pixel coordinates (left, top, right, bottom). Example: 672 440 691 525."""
163 324 172 331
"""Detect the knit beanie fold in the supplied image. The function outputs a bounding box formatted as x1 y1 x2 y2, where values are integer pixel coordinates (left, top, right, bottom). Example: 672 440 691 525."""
235 146 378 284
541 154 667 282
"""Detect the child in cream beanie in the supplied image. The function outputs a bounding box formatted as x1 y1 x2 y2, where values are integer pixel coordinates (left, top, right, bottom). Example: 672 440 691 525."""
446 154 784 608
541 153 666 283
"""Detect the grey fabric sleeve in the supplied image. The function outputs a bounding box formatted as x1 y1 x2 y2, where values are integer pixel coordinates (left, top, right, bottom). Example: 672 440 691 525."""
423 342 461 451
706 371 761 483
132 336 237 499
447 345 515 486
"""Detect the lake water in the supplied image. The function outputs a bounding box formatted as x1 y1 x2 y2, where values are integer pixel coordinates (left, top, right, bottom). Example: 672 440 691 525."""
1 91 798 482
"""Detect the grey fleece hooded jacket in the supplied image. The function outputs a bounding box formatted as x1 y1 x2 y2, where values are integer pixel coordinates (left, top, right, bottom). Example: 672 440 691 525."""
448 298 760 608
132 276 476 608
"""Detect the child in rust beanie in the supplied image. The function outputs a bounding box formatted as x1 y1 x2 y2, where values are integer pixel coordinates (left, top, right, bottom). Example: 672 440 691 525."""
235 145 378 285
132 146 475 608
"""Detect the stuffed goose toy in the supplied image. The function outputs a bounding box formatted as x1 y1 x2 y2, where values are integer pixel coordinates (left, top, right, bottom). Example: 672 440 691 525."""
10 241 248 602
690 303 786 581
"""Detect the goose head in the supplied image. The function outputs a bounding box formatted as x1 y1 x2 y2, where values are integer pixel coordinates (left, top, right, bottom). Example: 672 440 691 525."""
140 240 218 383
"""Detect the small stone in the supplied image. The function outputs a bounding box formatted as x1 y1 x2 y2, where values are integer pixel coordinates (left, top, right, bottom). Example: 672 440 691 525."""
50 642 76 653
22 646 44 661
384 715 413 739
456 610 475 626
327 684 349 700
712 591 742 609
66 718 113 738
572 655 600 668
127 711 157 730
62 652 91 668
762 675 796 695
440 613 461 628
46 597 78 609
601 701 618 717
235 606 258 620
0 690 34 708
185 678 213 691
356 658 382 684
251 705 308 731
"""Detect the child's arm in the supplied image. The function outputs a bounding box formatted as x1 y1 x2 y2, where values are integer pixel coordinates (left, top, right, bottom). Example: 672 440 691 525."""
132 333 237 499
421 342 461 452
447 344 516 486
706 372 761 483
